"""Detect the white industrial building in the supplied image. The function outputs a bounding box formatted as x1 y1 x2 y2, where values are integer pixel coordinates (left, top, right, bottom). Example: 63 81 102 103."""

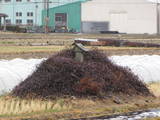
80 0 159 34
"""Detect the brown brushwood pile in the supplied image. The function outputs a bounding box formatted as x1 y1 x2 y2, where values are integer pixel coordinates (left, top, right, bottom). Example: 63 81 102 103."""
12 49 151 98
76 38 160 47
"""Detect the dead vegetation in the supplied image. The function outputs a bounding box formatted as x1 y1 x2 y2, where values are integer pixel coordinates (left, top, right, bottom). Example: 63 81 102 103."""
0 33 159 120
0 95 158 120
148 82 160 97
76 38 160 47
1 32 160 46
12 49 151 99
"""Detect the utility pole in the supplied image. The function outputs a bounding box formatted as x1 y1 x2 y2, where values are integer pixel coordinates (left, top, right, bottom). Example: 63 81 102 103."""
157 0 160 34
32 1 59 33
45 0 50 33
35 4 38 26
3 16 6 31
13 0 15 25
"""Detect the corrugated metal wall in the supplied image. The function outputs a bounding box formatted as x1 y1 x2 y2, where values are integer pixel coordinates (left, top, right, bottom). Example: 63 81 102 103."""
82 21 109 33
81 0 157 34
42 2 82 32
110 12 128 33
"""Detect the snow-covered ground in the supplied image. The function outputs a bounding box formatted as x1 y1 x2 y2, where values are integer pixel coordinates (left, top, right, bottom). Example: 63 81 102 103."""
110 55 160 83
0 58 44 94
0 55 160 94
107 109 160 120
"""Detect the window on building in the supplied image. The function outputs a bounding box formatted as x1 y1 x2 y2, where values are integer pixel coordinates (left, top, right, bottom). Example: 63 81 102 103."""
16 19 22 25
5 19 11 25
16 12 22 17
16 0 22 2
27 12 33 17
55 16 62 22
55 13 67 22
5 0 11 2
27 19 33 25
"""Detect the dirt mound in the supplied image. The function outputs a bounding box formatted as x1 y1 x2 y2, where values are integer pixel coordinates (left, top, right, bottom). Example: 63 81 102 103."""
12 49 151 98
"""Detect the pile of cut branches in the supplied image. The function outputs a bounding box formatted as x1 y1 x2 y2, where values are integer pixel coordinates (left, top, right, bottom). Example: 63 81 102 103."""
12 49 151 98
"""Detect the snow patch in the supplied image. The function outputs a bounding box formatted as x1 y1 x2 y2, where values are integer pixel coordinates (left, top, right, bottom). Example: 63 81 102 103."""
110 55 160 83
0 58 44 94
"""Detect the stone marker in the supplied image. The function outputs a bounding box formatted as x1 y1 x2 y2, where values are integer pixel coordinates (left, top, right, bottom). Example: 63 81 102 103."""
73 43 89 62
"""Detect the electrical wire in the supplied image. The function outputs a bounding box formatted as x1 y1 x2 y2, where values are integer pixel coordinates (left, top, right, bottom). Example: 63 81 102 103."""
0 1 157 5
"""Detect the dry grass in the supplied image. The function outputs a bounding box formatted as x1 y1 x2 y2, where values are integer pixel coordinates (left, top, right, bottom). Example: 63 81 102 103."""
144 118 160 120
0 94 158 120
0 45 160 59
0 32 160 46
0 32 160 58
148 82 160 97
0 32 160 39
94 46 160 50
0 97 71 117
1 45 160 54
0 46 66 54
0 92 159 120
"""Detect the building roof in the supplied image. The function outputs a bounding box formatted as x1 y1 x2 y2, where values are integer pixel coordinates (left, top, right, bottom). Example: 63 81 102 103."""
0 13 8 17
47 0 87 10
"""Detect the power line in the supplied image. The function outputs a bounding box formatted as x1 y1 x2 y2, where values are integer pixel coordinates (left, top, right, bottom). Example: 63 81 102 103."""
0 2 59 5
0 2 156 5
86 2 156 4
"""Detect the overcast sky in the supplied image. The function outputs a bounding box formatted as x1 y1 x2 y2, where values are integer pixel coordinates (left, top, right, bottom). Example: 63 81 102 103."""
147 0 160 3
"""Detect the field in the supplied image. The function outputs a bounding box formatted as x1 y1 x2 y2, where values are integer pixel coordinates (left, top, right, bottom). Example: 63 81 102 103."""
1 32 160 46
0 95 159 120
0 81 158 120
0 32 160 120
0 32 160 59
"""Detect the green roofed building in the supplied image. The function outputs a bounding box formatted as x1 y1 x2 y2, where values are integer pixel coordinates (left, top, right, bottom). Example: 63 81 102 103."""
42 1 86 33
42 0 160 34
